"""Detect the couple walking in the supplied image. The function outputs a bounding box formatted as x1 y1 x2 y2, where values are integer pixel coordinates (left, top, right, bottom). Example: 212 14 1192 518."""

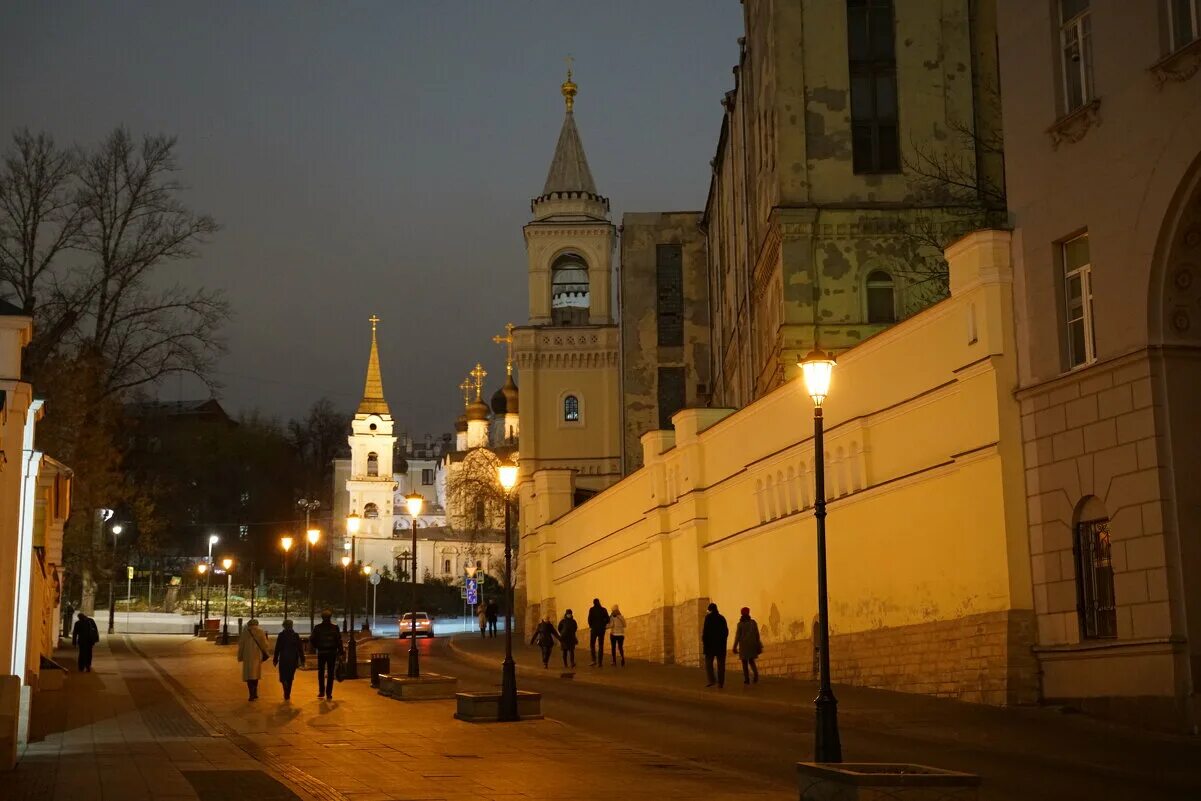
702 604 763 689
530 599 626 669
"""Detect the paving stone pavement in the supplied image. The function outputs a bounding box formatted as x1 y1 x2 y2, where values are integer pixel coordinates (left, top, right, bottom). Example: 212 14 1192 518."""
11 635 790 801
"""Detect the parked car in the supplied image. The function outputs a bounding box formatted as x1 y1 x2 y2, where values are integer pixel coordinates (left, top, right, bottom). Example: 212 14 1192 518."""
398 612 434 638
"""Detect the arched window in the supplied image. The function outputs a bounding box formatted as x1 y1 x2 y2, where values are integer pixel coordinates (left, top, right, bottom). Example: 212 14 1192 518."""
563 395 580 422
363 503 379 519
1074 496 1117 639
367 452 379 477
551 253 590 325
866 270 896 323
474 500 486 525
443 558 451 574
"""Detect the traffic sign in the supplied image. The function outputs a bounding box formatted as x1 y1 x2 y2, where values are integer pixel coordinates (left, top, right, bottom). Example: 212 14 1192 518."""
126 565 135 580
465 577 478 605
369 572 381 586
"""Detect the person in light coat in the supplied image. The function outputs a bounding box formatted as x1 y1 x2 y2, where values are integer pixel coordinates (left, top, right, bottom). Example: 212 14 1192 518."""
237 618 271 701
609 604 627 666
733 606 763 684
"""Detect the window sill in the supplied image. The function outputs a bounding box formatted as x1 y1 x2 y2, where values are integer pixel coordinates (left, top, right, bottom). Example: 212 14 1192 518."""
1046 99 1101 149
1150 36 1201 87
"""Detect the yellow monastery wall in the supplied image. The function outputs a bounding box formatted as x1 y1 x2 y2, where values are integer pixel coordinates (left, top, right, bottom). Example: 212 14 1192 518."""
522 230 1036 703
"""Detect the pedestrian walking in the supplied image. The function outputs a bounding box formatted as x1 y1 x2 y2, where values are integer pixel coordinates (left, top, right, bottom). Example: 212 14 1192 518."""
702 602 728 689
477 604 487 638
310 608 344 700
587 598 610 667
557 609 579 668
530 615 561 668
70 612 99 672
237 618 271 701
733 606 762 685
485 598 499 638
273 619 306 700
609 604 627 666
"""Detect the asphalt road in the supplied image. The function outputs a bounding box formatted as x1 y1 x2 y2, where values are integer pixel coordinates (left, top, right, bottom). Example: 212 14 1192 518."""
371 634 1201 801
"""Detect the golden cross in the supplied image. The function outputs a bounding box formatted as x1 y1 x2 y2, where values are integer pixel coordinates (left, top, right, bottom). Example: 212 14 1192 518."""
470 363 487 402
565 54 573 78
368 314 380 335
491 322 516 376
458 377 472 409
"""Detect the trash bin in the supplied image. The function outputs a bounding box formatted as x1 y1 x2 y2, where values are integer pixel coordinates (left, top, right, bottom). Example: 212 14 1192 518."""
370 653 390 688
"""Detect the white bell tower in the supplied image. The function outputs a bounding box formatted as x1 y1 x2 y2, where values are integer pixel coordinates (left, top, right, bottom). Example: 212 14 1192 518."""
346 315 397 545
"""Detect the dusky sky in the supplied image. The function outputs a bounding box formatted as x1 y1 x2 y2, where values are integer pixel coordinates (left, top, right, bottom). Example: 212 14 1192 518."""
2 1 744 437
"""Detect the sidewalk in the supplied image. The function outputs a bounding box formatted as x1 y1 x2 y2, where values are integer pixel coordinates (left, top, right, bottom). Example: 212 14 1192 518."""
449 633 1201 794
12 635 790 800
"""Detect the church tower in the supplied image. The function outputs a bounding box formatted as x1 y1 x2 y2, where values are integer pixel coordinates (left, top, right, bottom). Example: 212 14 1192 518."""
346 315 397 543
513 68 622 503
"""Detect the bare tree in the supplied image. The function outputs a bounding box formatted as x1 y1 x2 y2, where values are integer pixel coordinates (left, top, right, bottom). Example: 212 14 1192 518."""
444 449 506 535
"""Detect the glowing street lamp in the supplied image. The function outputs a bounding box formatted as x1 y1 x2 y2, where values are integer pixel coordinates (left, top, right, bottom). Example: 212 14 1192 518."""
346 513 362 535
107 523 125 634
799 348 840 763
362 563 373 633
496 458 519 721
306 527 321 633
281 535 294 622
221 557 234 646
196 563 209 633
404 492 424 677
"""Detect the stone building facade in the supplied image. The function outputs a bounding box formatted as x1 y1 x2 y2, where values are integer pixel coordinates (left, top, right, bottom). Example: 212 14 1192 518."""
999 1 1201 731
704 0 1004 409
618 212 710 474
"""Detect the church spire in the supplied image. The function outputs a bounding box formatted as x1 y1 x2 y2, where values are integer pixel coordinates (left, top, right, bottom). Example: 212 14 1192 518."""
542 62 597 196
356 315 390 416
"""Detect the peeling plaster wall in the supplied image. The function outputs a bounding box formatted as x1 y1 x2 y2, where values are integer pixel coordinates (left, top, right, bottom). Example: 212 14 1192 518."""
619 212 711 474
705 0 1003 408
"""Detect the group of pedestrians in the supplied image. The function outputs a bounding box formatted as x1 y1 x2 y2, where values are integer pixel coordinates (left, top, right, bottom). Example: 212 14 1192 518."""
235 610 346 702
702 603 763 689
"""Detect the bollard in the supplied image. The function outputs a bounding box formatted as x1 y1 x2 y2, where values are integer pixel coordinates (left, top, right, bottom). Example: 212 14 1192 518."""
237 617 243 635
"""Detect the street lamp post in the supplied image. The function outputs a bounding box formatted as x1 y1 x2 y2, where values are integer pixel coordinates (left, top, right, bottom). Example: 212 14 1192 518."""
196 563 208 633
362 564 373 631
221 557 234 646
404 493 424 677
800 348 842 763
204 534 218 623
107 524 123 634
306 527 321 634
281 536 294 622
344 514 361 678
340 554 357 678
497 460 519 721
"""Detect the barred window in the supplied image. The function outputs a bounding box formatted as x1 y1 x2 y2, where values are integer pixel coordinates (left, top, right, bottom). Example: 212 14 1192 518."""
1074 516 1117 639
656 244 684 347
564 394 580 422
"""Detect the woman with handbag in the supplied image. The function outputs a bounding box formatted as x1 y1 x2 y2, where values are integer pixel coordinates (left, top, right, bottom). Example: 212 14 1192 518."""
732 606 763 685
237 618 271 701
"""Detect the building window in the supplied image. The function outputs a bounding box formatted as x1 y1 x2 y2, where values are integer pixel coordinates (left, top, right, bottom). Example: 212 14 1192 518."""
656 244 684 347
1059 0 1094 113
474 500 485 525
847 0 899 173
866 270 896 323
564 394 580 422
422 468 434 485
1063 234 1096 368
657 366 687 430
1074 517 1117 639
551 253 590 325
367 452 379 477
476 560 483 571
1168 0 1200 51
443 558 451 574
364 503 379 519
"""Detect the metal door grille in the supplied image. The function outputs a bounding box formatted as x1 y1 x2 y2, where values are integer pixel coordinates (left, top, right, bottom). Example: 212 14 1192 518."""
1074 517 1117 639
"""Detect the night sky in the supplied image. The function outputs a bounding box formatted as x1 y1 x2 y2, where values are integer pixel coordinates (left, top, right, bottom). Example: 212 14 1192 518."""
2 1 743 436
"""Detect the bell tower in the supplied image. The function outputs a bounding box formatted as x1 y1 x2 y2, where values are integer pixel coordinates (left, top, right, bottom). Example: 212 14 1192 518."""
513 66 622 504
346 315 397 543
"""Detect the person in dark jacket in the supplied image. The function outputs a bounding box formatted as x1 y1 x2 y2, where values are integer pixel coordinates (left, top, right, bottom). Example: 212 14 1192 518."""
733 606 763 685
309 609 344 700
485 599 499 638
557 609 579 668
587 598 610 667
71 612 99 672
273 619 306 700
530 615 561 668
702 602 729 688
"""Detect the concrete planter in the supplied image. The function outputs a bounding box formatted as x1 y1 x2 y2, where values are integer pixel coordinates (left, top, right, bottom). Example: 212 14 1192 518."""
453 690 543 722
378 673 458 700
797 762 980 801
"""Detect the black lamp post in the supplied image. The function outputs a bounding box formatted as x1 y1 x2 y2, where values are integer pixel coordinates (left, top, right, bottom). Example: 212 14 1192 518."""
220 557 233 646
800 348 841 763
196 563 208 633
281 536 294 622
497 460 519 721
107 524 123 634
204 533 218 624
305 527 320 634
404 493 424 677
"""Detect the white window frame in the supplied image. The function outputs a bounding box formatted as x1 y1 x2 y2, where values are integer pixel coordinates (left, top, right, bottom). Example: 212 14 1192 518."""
1059 1 1095 114
1064 235 1096 369
1168 0 1201 52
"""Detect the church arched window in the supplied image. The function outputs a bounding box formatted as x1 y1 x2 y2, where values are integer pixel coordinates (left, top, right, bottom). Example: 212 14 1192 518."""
564 395 580 422
367 452 379 477
364 503 379 519
866 270 897 323
474 500 486 525
551 253 590 325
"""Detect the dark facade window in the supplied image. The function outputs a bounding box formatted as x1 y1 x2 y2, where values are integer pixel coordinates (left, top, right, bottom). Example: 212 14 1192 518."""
1074 517 1117 639
847 0 900 173
657 367 687 430
866 270 896 323
474 500 485 525
422 468 434 485
656 244 684 347
1168 0 1200 52
364 503 379 519
551 253 590 325
1059 0 1094 113
367 452 379 476
564 395 580 421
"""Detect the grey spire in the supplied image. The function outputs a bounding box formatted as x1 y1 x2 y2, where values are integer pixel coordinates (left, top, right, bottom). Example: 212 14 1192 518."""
542 111 598 196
